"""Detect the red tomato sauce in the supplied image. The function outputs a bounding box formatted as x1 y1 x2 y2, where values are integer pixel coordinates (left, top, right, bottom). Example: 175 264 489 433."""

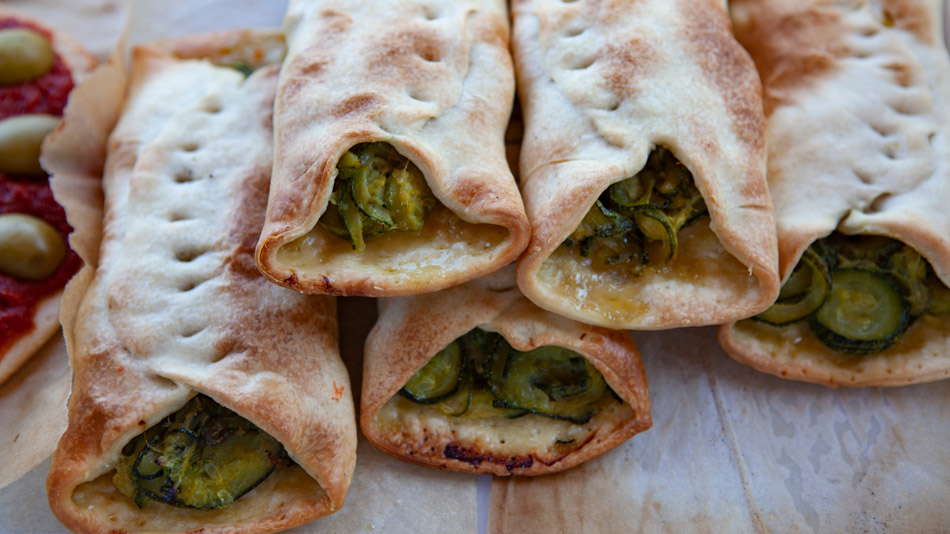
0 19 74 119
0 17 79 344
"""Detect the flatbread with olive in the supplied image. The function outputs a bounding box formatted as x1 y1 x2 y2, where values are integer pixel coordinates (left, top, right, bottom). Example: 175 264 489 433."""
255 0 530 297
511 0 780 330
719 0 950 387
0 8 95 386
361 266 652 476
47 32 357 533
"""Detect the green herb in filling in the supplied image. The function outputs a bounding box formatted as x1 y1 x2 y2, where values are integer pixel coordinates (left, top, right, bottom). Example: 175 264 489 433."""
754 233 950 355
113 395 288 510
398 328 618 424
561 146 707 273
319 142 436 252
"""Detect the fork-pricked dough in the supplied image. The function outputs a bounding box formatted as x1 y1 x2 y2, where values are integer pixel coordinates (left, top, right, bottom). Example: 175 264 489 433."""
255 0 529 298
47 32 357 533
361 266 652 476
719 0 950 387
512 0 780 330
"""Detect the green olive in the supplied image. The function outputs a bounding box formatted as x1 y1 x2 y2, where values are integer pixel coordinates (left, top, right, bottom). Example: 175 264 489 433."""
0 213 66 280
0 114 61 175
0 28 55 85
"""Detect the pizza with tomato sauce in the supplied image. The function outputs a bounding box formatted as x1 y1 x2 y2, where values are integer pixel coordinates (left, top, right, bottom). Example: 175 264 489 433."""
0 12 94 384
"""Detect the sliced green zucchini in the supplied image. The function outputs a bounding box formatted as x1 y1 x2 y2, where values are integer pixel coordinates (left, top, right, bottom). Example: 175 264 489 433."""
386 167 432 231
927 271 950 315
755 248 832 326
607 174 651 209
113 395 285 510
337 179 367 252
398 328 614 424
459 327 499 382
435 377 472 417
632 210 676 261
317 200 350 239
488 345 609 424
399 340 463 404
830 234 901 268
351 165 394 227
318 143 435 252
809 269 909 354
887 246 930 316
565 200 633 248
561 146 707 269
459 388 527 419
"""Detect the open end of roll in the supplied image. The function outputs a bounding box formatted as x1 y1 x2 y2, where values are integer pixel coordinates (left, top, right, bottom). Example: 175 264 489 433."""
272 142 513 296
532 146 760 328
68 395 330 532
369 327 639 475
750 233 950 358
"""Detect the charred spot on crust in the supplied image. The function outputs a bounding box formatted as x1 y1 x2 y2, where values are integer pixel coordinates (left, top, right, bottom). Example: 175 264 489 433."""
443 443 534 472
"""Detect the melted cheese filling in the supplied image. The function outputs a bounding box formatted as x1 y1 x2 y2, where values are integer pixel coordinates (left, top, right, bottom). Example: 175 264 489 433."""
735 313 950 373
71 465 325 530
276 205 509 279
373 395 633 460
538 220 757 325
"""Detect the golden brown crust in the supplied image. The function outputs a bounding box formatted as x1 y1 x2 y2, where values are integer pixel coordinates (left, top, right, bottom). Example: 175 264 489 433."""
255 0 529 297
0 7 96 387
512 0 779 330
47 32 356 533
360 266 652 476
722 0 950 386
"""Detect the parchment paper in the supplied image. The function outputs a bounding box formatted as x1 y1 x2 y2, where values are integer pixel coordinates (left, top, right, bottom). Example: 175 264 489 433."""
1 1 948 533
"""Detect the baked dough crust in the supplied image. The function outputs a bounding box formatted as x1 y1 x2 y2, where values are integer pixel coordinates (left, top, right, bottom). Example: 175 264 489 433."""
361 266 652 476
719 0 950 387
0 7 96 386
47 32 356 533
511 0 780 330
255 0 529 297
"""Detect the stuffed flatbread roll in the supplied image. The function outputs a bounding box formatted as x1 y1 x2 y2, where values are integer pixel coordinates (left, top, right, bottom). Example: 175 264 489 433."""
719 0 950 387
47 32 357 533
511 0 780 330
361 266 651 476
0 8 95 385
255 0 530 297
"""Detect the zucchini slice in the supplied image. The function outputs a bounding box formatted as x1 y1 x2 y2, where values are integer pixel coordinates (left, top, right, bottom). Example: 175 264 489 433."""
351 165 394 227
318 143 435 252
887 246 930 316
754 248 831 326
561 146 707 270
113 395 286 510
565 200 632 248
632 210 676 262
399 340 463 404
397 329 614 424
488 345 609 424
927 271 950 314
809 269 909 354
831 234 901 268
385 167 431 231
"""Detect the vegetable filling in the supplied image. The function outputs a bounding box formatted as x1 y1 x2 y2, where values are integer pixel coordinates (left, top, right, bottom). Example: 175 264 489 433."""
113 395 289 510
319 142 436 252
399 328 618 424
754 234 950 354
560 146 707 274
